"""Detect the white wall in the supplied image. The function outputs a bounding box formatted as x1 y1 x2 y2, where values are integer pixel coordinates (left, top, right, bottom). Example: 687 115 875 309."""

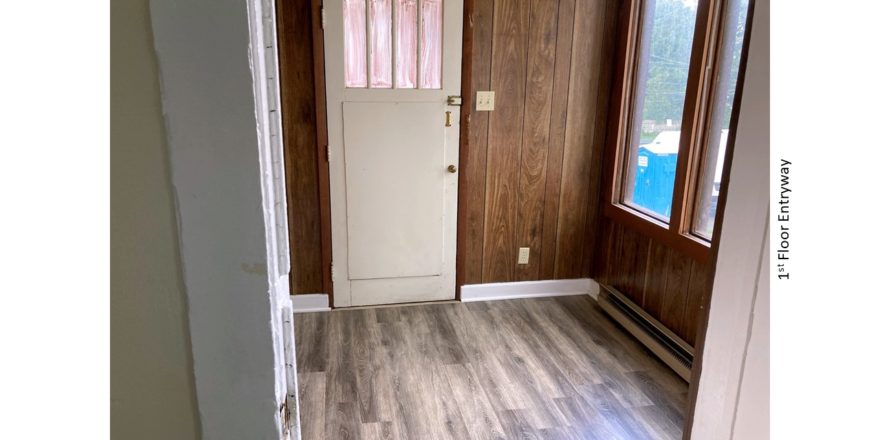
690 0 769 438
731 235 770 439
149 0 291 438
110 0 201 437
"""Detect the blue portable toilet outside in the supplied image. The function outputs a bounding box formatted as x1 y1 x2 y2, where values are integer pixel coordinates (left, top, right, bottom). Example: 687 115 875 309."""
632 131 680 219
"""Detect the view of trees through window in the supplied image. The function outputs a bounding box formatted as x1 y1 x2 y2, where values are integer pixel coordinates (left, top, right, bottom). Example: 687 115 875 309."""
623 0 698 220
639 0 698 145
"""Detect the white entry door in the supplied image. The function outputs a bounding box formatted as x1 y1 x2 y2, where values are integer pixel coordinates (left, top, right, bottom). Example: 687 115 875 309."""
324 0 462 307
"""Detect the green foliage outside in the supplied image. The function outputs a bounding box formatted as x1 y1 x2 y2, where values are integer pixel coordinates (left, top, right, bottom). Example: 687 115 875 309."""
640 0 748 138
641 0 697 128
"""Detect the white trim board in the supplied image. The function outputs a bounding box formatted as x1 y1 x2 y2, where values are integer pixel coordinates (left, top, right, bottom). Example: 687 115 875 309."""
460 278 599 303
294 279 598 312
291 294 331 313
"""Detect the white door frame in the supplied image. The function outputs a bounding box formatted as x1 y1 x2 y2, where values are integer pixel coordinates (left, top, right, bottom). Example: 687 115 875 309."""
323 0 464 308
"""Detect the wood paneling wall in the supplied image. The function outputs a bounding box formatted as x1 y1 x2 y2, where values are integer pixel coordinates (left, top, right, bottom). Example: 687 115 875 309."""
594 218 713 346
461 0 621 284
276 0 324 294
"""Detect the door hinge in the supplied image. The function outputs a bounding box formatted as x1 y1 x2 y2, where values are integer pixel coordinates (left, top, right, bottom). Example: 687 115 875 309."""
321 6 326 29
325 144 331 162
330 261 335 282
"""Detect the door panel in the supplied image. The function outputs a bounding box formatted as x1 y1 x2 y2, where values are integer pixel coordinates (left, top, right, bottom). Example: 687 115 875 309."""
325 0 463 307
343 102 444 280
350 277 446 307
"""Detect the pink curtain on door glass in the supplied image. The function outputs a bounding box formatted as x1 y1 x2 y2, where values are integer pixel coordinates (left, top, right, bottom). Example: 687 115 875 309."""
394 0 417 89
369 0 393 88
419 0 442 89
344 0 367 88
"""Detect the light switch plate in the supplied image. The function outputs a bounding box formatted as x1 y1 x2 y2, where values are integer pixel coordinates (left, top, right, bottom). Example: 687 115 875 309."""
476 91 495 111
517 247 530 265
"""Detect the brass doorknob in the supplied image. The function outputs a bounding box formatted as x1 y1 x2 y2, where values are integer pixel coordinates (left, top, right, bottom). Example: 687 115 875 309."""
447 165 457 173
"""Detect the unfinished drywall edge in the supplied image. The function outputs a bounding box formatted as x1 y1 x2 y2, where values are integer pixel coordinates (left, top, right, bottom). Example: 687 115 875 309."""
460 278 600 302
149 0 291 437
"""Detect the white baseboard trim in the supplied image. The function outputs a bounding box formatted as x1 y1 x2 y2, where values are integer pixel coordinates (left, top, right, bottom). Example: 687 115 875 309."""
290 294 331 313
460 278 600 303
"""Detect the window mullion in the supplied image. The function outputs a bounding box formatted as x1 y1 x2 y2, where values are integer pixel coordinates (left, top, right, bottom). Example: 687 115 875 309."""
669 0 719 238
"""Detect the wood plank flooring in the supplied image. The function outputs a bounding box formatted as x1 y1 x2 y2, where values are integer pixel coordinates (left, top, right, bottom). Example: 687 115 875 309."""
294 295 688 440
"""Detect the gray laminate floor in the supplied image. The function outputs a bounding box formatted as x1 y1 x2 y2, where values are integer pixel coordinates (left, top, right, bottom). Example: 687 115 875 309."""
293 295 688 440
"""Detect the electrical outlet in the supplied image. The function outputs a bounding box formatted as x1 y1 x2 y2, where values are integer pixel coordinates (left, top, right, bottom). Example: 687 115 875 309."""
517 247 530 265
476 91 495 111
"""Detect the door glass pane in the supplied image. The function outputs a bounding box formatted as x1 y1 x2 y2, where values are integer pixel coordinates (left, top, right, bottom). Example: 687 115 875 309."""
395 0 418 89
419 0 442 89
344 0 367 88
369 0 392 88
622 0 698 221
692 0 749 238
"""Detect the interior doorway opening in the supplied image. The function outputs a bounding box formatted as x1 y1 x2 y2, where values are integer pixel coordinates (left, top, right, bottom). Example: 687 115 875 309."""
273 0 768 439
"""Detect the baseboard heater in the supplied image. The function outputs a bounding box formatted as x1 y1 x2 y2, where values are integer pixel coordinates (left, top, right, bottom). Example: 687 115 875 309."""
597 284 694 382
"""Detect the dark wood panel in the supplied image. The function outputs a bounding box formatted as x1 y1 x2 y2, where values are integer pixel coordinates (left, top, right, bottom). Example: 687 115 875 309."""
514 0 560 281
554 0 609 279
538 0 576 281
295 296 687 439
598 220 625 301
642 237 669 318
681 260 711 345
466 0 618 284
276 0 323 294
481 0 530 282
461 0 495 286
580 0 622 276
659 248 692 338
456 0 475 297
595 218 712 345
623 223 650 306
594 217 617 287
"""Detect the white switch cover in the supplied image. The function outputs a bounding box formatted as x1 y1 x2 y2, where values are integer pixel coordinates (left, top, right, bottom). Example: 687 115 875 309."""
476 91 495 111
517 247 530 265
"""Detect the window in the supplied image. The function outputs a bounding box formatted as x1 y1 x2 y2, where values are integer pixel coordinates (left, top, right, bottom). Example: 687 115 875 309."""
343 0 443 89
691 0 749 238
343 0 368 88
605 0 753 259
622 0 699 221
